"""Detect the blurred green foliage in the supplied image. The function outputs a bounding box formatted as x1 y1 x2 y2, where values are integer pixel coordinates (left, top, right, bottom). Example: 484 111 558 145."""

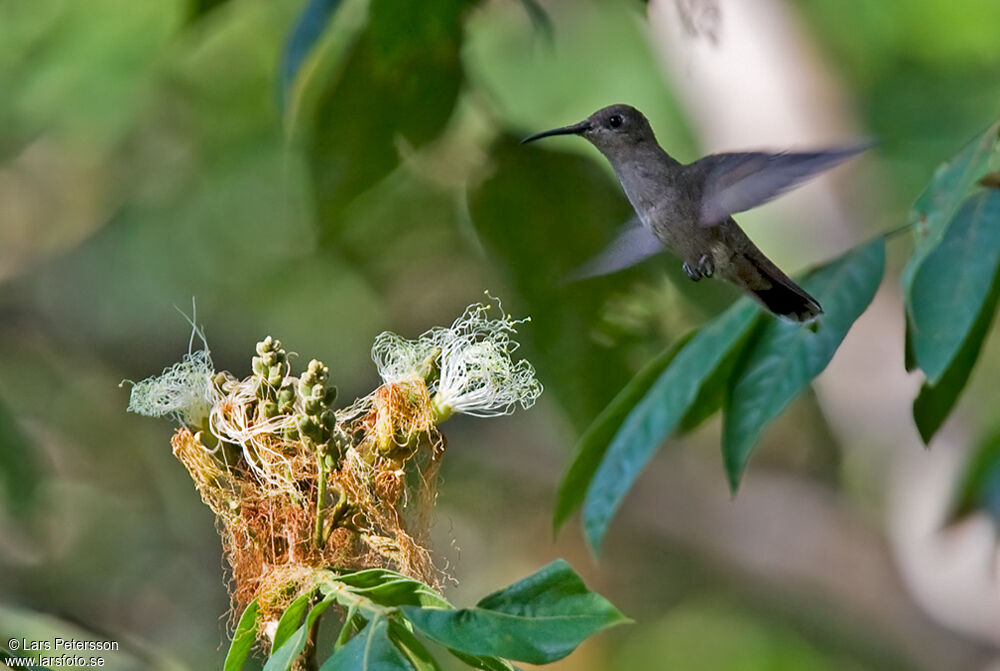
952 426 1000 525
0 396 40 519
616 599 863 671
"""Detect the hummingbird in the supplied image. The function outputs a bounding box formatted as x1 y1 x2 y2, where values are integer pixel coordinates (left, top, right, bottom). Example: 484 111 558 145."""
522 104 870 322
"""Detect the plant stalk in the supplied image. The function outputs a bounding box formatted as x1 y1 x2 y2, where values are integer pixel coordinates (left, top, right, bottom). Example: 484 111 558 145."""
314 453 328 548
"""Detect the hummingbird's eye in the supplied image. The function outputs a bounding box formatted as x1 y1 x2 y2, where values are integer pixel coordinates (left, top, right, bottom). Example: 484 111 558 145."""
608 114 623 129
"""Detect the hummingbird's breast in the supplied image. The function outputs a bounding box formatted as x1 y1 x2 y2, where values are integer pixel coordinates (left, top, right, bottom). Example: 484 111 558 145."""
616 159 685 218
609 147 710 257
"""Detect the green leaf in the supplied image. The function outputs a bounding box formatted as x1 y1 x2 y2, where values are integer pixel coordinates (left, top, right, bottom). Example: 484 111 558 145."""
902 121 1000 374
284 0 371 137
951 428 1000 524
445 650 517 671
552 330 697 534
280 0 346 110
402 559 628 664
902 120 1000 295
224 599 260 671
0 394 41 517
676 329 752 434
386 620 441 671
307 0 466 243
913 241 1000 443
271 590 317 655
908 190 1000 383
328 570 450 608
321 616 413 671
581 299 761 553
723 238 886 491
264 598 334 671
319 569 516 669
469 137 636 428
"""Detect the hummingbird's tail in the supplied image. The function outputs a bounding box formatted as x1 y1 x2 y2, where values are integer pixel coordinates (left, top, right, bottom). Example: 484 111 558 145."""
738 251 823 323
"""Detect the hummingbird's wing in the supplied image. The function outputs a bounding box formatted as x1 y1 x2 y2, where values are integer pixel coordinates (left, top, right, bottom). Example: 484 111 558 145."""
564 217 664 282
693 143 871 227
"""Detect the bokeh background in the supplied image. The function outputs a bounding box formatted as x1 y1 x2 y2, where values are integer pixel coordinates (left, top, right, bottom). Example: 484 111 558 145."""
2 0 1000 668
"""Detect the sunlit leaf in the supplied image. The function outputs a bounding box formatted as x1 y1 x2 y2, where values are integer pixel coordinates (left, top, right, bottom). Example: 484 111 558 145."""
270 590 317 655
723 238 885 491
264 598 334 671
553 330 696 534
581 300 760 553
328 570 449 609
402 559 628 664
224 599 260 671
321 616 412 671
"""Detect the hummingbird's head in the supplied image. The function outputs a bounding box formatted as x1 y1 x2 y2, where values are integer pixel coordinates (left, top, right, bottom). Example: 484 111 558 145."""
521 104 657 157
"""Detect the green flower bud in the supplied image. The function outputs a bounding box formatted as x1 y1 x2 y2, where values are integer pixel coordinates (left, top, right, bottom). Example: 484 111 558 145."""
297 415 321 442
304 398 323 416
277 385 296 412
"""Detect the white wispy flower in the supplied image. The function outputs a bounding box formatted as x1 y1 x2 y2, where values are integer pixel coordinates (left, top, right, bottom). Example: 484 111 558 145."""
371 331 440 384
370 297 543 419
126 348 216 428
124 320 217 429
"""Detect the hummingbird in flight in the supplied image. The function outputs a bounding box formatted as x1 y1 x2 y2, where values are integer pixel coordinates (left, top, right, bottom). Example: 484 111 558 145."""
522 104 869 322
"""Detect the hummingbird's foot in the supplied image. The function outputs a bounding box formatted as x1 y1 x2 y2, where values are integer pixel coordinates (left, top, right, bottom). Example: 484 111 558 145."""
682 255 716 282
682 261 703 282
697 254 715 278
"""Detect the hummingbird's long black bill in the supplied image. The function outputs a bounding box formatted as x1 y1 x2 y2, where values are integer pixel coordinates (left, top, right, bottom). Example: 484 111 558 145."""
520 121 591 144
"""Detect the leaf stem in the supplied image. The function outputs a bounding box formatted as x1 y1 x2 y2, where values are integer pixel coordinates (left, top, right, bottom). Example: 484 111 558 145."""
883 219 918 240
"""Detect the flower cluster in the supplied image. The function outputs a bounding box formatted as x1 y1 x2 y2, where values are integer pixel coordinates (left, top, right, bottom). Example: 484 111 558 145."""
371 297 543 419
124 298 543 630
